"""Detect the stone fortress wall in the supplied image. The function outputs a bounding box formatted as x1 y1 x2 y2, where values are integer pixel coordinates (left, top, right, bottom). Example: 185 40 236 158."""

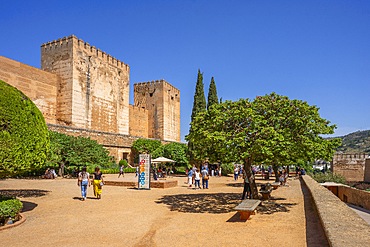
41 35 131 134
134 80 180 142
331 153 369 182
0 35 181 163
0 56 61 124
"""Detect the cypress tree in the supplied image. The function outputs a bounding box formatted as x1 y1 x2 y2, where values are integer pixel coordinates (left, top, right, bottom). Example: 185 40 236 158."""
207 76 219 110
190 69 206 121
187 69 206 165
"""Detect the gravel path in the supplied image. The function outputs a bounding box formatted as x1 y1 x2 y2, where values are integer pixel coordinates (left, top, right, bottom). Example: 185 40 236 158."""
0 174 327 247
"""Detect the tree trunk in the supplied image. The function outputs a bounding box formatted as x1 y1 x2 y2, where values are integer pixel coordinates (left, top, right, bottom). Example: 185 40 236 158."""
244 158 258 199
58 163 65 177
286 165 290 176
273 165 279 182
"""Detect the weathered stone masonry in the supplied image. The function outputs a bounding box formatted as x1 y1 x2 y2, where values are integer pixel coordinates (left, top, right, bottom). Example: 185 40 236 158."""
0 35 181 163
331 153 368 182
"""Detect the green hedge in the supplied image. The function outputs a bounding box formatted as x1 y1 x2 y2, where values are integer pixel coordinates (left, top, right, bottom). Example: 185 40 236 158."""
0 196 23 225
0 80 49 178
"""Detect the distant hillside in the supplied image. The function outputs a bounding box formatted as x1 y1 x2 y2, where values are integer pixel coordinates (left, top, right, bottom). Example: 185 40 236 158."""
335 130 370 154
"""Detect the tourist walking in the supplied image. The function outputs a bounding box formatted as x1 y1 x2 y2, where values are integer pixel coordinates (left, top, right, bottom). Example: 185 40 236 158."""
234 166 239 181
201 167 209 189
241 169 252 200
93 166 104 199
118 165 124 178
77 166 90 201
187 168 194 188
194 169 201 189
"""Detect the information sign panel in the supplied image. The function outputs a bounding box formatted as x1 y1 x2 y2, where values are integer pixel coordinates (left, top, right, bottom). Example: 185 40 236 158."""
138 154 151 189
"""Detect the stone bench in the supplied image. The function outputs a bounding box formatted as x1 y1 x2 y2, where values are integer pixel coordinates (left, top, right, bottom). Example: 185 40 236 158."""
260 183 273 199
272 182 280 190
234 199 261 220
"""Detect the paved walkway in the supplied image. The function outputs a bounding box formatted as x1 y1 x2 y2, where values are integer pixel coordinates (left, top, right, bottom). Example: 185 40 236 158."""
0 174 327 246
348 203 370 225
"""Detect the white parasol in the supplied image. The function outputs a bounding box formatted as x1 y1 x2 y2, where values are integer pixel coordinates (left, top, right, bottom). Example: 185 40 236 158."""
151 157 176 163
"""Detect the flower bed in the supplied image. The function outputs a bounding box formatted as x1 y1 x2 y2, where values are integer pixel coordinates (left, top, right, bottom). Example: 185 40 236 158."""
0 195 23 227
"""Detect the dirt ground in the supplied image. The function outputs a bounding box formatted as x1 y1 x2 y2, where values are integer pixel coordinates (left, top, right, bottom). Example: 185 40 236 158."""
0 173 328 247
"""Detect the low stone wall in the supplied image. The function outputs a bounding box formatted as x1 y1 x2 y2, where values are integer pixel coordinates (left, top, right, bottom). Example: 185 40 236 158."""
104 180 177 189
337 186 370 211
301 175 370 247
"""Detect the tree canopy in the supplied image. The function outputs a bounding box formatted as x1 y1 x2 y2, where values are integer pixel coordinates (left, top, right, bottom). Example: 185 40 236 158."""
207 76 219 110
132 138 189 166
186 93 341 197
188 69 207 165
132 139 162 156
163 142 189 166
47 131 115 174
190 69 206 121
0 80 49 178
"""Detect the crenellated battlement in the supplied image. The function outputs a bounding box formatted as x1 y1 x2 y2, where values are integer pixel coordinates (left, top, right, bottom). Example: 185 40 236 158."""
333 153 368 161
41 35 129 70
41 35 76 49
134 79 179 94
134 80 162 93
163 80 180 94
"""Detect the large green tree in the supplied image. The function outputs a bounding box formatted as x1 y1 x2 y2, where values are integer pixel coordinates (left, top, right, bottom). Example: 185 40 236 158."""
0 80 49 178
163 142 189 166
47 131 115 176
188 70 207 165
186 93 341 198
207 76 219 110
252 93 341 180
131 138 162 163
131 139 188 166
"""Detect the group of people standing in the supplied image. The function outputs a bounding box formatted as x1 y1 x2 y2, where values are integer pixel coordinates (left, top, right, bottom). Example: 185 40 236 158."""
77 166 104 201
186 164 211 189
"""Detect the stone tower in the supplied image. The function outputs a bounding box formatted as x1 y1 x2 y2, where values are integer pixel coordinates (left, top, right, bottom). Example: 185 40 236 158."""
134 80 180 142
41 35 130 135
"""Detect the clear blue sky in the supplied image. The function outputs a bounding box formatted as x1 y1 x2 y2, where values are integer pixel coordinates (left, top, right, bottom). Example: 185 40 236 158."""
1 0 369 142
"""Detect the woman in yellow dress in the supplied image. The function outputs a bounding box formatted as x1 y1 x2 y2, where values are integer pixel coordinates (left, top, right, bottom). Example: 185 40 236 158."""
93 166 104 199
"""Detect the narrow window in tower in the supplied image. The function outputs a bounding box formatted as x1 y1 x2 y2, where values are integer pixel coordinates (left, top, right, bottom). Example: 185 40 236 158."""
149 93 153 97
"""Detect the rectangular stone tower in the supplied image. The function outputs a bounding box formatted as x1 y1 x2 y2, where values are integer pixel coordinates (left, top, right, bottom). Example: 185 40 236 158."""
331 153 367 182
41 35 130 135
133 80 180 142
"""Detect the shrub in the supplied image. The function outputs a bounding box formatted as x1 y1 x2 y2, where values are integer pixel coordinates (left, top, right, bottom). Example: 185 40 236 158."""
221 163 234 176
347 182 370 191
0 196 23 225
310 171 346 184
101 168 119 174
100 167 136 174
124 167 136 173
0 80 49 178
173 166 186 174
119 159 128 168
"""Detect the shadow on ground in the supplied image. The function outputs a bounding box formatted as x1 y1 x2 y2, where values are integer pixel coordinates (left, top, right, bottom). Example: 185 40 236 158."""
156 192 297 214
21 201 38 212
226 182 265 188
0 189 49 198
